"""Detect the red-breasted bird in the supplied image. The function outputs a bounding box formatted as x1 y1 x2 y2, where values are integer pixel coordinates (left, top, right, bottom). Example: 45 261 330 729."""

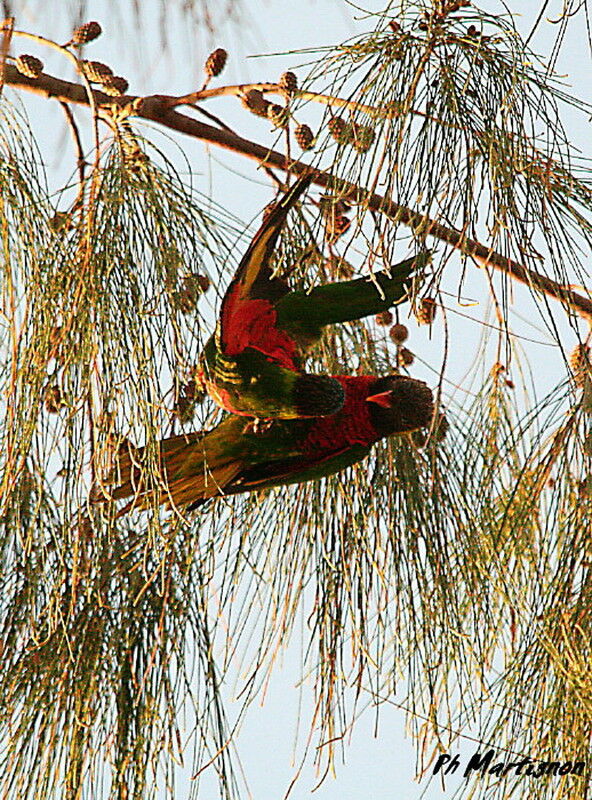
198 174 429 419
108 374 434 514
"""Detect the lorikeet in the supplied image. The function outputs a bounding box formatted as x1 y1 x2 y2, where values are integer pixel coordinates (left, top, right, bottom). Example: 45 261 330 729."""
109 374 434 514
198 174 429 419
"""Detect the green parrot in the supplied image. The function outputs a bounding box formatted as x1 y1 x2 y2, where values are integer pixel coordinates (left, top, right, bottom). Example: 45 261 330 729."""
197 174 429 419
108 374 434 514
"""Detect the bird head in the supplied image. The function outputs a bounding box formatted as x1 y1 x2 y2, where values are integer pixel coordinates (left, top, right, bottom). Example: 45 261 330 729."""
366 375 434 435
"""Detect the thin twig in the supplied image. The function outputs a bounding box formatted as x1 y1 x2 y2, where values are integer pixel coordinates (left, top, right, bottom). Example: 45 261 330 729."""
3 64 592 322
58 100 86 210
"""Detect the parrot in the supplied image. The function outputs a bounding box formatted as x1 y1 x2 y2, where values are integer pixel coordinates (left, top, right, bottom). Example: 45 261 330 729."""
198 173 429 420
107 373 434 515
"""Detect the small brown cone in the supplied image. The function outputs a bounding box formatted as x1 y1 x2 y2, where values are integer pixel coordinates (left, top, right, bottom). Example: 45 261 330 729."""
48 212 72 233
397 347 414 367
267 103 289 129
173 274 208 313
375 310 393 327
328 116 353 145
389 322 408 342
416 297 437 325
325 256 354 280
15 55 44 79
174 394 194 423
100 75 129 96
81 60 113 82
173 290 196 314
205 48 227 78
72 21 102 45
294 124 314 150
174 379 205 423
326 214 351 243
44 385 65 413
570 343 592 388
279 71 298 98
433 412 449 442
241 89 271 118
352 124 375 154
196 273 211 292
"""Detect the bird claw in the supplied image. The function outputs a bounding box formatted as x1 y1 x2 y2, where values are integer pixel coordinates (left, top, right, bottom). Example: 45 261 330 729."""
242 418 273 435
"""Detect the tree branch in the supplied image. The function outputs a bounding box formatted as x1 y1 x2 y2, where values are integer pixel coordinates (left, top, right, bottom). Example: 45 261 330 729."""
4 63 592 323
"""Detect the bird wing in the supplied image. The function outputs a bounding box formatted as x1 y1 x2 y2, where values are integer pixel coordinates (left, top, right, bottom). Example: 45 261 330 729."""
226 442 372 495
218 174 313 357
274 253 428 356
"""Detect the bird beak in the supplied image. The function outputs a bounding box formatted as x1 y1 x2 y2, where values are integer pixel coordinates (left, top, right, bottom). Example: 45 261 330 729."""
366 390 393 408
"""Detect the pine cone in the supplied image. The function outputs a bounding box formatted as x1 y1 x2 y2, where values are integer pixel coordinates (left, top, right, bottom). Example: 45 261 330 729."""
48 212 72 232
100 75 129 96
416 297 437 325
174 394 195 423
326 256 354 279
175 379 205 422
279 70 298 98
173 289 197 314
352 124 375 153
267 103 289 129
397 347 414 367
389 322 409 342
81 60 113 82
195 273 211 292
72 21 102 45
375 310 393 327
44 385 65 413
328 116 353 145
294 124 314 150
433 412 449 442
205 48 227 78
15 55 44 79
570 344 592 388
326 214 351 242
122 141 149 172
241 89 270 118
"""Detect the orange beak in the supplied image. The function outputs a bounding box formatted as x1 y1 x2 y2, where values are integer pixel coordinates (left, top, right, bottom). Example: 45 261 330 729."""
366 390 393 408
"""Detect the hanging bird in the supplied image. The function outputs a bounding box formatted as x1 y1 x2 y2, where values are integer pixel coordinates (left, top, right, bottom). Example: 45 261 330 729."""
198 173 429 419
107 374 434 514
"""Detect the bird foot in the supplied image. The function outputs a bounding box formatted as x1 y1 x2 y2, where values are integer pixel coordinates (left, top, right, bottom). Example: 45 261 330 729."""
242 418 273 435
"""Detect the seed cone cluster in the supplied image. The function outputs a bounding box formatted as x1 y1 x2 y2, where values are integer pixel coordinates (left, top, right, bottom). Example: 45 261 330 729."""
15 55 44 79
81 60 113 82
100 75 129 96
72 21 102 44
570 344 592 388
294 124 314 150
205 48 227 78
279 71 298 98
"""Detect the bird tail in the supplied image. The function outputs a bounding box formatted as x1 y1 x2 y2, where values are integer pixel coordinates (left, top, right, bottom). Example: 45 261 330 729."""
218 174 314 353
96 430 239 515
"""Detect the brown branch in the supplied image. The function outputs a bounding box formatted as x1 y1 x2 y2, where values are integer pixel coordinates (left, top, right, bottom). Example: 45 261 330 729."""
0 16 14 98
172 82 386 118
59 100 86 209
4 63 592 322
